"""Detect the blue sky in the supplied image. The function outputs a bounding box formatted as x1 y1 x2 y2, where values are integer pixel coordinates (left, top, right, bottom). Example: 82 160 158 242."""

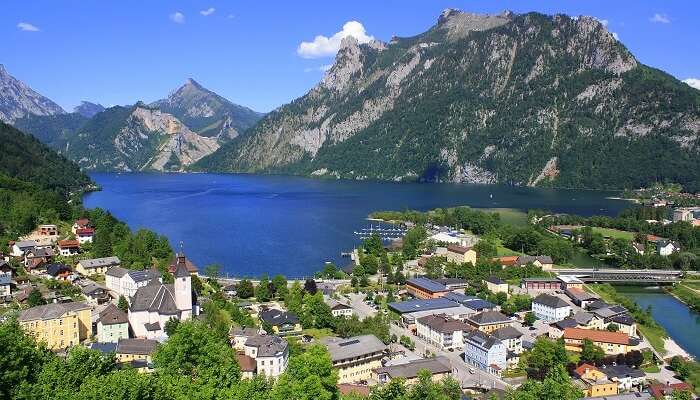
3 0 698 113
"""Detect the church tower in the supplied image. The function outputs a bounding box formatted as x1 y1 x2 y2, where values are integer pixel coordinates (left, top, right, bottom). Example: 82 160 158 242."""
174 262 192 316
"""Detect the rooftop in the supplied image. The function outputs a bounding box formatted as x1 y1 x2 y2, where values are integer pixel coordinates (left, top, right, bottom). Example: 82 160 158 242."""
99 304 128 325
485 276 505 285
375 356 451 379
19 301 90 321
406 277 449 293
416 314 471 334
534 293 570 309
465 330 502 350
245 334 288 357
116 338 159 355
467 310 510 325
322 335 387 363
260 309 299 326
388 298 459 314
446 244 472 254
491 325 522 340
78 256 121 269
563 328 629 345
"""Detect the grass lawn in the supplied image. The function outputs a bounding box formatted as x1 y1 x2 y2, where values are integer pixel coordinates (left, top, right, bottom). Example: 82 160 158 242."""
590 227 635 241
494 238 523 257
641 364 661 373
478 208 529 227
302 328 333 339
668 283 700 311
568 248 601 268
686 361 700 395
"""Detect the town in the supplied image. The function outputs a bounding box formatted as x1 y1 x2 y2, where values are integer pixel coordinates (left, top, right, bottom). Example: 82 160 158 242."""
1 202 698 400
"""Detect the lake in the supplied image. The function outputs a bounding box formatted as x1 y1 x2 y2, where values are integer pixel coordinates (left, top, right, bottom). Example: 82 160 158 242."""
83 173 629 278
615 286 700 360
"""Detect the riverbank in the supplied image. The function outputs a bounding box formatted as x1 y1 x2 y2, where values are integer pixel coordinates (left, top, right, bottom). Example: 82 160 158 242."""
665 279 700 312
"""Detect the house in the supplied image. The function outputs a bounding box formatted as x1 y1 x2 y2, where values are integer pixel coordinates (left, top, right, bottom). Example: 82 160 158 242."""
415 313 472 351
72 218 91 234
445 244 477 265
235 331 289 378
435 277 468 290
18 302 92 349
167 250 198 275
656 240 679 256
81 282 110 305
406 277 450 299
38 224 58 236
429 231 478 247
484 276 508 294
563 328 630 355
492 325 523 355
24 247 54 270
463 330 507 375
573 364 618 398
76 257 121 276
0 271 11 299
222 284 237 298
520 277 561 293
573 311 605 330
11 240 37 257
75 228 95 244
115 338 158 371
57 240 80 256
599 364 646 392
532 293 572 322
566 288 600 308
97 303 129 343
128 263 194 340
492 256 519 267
322 335 387 384
648 382 693 400
549 318 579 339
443 292 496 314
467 310 513 333
515 255 554 270
327 299 354 318
373 356 452 385
558 275 584 290
588 302 629 323
632 242 646 255
259 309 302 336
46 263 73 280
609 314 637 337
105 266 161 298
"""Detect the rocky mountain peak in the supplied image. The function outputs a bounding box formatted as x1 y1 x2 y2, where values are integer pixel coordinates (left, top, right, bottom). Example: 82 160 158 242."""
73 101 105 118
0 64 7 75
0 64 65 123
435 9 512 41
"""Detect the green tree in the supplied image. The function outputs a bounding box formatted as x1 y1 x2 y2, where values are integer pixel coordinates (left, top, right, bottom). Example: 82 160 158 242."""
117 295 128 312
237 279 254 299
524 311 537 326
255 275 272 302
508 364 583 400
271 345 337 400
580 338 605 364
285 281 305 315
164 317 180 336
606 323 619 332
92 231 112 258
272 274 288 298
203 263 221 279
363 234 384 257
0 319 53 399
526 337 568 379
27 288 46 307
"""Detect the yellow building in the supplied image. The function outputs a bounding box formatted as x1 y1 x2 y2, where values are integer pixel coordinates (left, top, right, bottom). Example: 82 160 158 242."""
467 310 513 333
445 244 477 265
323 335 387 384
484 276 508 295
18 302 91 349
573 364 619 397
115 338 158 372
373 357 452 385
75 256 121 276
563 328 629 355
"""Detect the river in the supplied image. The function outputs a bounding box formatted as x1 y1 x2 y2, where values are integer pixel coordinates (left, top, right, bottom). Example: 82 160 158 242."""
83 172 629 278
615 286 700 360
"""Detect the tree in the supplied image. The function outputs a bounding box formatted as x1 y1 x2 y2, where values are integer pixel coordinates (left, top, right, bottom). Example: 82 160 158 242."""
671 389 693 400
304 279 318 295
0 320 53 399
363 234 384 257
237 279 254 299
92 231 112 258
508 364 583 400
526 337 568 379
27 288 46 307
285 281 304 315
255 275 272 302
117 295 128 312
402 226 426 259
580 339 605 364
272 274 288 298
271 345 338 400
524 312 537 326
203 263 221 279
164 317 180 336
606 323 619 332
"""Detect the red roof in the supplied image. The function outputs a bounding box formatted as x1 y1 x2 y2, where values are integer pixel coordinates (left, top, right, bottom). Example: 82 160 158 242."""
234 352 256 372
75 218 90 227
493 256 518 266
563 328 629 345
649 383 692 399
338 384 371 397
58 240 80 248
447 244 472 254
574 363 599 377
76 228 95 235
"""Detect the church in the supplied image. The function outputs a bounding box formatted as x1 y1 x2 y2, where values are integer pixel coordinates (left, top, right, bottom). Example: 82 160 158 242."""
128 262 194 340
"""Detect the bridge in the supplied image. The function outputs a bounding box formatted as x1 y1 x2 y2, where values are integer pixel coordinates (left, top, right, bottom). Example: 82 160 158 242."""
554 268 684 283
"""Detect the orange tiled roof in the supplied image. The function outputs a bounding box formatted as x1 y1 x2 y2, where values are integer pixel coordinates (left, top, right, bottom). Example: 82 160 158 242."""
564 328 629 345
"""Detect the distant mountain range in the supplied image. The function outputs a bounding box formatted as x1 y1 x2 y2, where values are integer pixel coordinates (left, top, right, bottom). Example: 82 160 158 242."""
195 9 700 191
2 67 262 172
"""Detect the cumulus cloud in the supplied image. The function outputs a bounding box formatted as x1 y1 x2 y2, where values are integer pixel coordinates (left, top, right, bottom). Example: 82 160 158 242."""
594 18 619 41
683 78 700 90
170 12 185 24
200 7 215 16
17 22 40 32
650 13 670 23
297 21 374 59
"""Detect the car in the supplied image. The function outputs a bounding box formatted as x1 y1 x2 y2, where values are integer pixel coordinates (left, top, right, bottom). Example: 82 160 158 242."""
529 326 537 331
469 368 475 374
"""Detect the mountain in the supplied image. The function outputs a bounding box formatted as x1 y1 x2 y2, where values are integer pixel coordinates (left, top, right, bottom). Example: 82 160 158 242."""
151 79 263 139
60 103 219 172
196 10 700 191
73 101 105 118
13 112 89 150
0 64 65 123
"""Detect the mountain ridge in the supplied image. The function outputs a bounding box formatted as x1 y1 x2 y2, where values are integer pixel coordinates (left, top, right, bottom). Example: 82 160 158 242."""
0 64 66 123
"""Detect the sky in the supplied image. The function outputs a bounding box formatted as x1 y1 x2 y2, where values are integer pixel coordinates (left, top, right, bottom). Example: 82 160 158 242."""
2 0 699 113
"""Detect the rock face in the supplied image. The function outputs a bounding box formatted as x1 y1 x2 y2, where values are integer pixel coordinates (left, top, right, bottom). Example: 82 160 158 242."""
0 64 65 123
73 101 105 118
151 79 262 140
197 10 700 190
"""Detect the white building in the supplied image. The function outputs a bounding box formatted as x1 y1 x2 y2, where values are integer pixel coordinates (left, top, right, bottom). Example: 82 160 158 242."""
599 364 646 392
463 330 507 376
231 327 289 378
656 240 680 256
106 267 161 298
416 313 471 351
0 271 11 298
532 293 571 322
127 263 193 340
327 299 354 318
11 240 37 257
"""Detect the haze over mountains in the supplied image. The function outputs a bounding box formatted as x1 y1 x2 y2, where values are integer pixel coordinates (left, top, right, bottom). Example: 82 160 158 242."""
2 9 700 190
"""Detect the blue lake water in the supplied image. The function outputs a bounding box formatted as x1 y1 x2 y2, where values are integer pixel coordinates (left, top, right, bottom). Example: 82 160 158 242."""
83 173 630 278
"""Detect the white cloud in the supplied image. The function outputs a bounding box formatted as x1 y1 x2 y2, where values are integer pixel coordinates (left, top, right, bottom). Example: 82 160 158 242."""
17 22 40 32
683 78 700 90
200 8 215 16
297 21 374 59
596 18 609 27
304 64 334 73
612 32 620 40
650 13 670 23
227 14 235 19
170 12 185 24
594 18 619 41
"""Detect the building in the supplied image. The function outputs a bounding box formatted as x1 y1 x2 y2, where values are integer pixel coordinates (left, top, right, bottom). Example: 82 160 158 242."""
75 228 95 244
445 244 477 265
573 311 605 330
24 247 54 270
558 275 584 290
167 251 198 275
484 276 508 294
128 263 194 339
573 364 619 398
106 266 161 298
599 364 646 392
610 314 637 338
521 277 561 293
656 240 679 256
260 309 302 336
115 338 158 371
549 318 580 339
566 288 600 308
11 240 37 257
18 302 91 349
515 255 554 270
46 263 73 280
429 231 478 247
467 310 513 333
323 335 387 384
327 299 354 318
80 283 110 305
97 303 129 343
57 240 80 257
648 382 693 399
76 256 121 276
239 333 289 378
406 277 451 299
0 271 12 299
588 302 629 323
415 314 472 351
492 256 519 267
72 218 91 234
532 293 572 322
443 292 496 314
563 328 630 355
38 224 58 236
435 278 468 290
373 356 452 385
492 325 523 355
463 330 507 375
